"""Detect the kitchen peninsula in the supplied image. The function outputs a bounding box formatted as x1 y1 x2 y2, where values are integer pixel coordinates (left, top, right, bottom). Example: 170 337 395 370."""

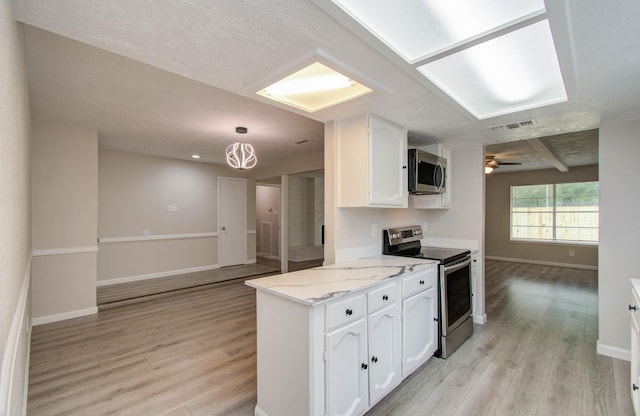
246 255 439 416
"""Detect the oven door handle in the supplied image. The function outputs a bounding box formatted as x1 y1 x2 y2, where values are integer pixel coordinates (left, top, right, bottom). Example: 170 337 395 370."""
443 257 471 273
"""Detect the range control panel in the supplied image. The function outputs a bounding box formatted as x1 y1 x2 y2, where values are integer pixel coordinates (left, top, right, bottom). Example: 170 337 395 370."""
385 225 423 246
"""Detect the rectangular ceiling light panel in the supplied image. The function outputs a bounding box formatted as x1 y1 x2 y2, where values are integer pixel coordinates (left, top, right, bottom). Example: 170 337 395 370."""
331 0 546 63
417 20 567 119
257 62 373 113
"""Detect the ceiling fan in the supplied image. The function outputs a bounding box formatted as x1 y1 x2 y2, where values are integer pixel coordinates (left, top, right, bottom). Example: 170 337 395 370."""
485 155 522 174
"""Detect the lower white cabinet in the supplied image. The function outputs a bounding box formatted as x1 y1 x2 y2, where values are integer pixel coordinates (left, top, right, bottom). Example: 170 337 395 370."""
252 263 439 416
631 280 640 415
326 319 368 416
367 303 402 405
401 281 438 377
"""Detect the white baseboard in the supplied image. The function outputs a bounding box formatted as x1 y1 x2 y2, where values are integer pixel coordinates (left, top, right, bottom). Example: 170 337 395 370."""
257 253 279 260
473 314 487 325
597 340 631 361
0 258 31 416
254 404 268 416
32 307 98 326
485 256 598 271
245 259 257 264
97 264 219 287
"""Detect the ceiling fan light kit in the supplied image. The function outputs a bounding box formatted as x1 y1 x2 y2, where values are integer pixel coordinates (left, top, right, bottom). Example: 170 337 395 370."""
226 127 257 170
485 154 522 174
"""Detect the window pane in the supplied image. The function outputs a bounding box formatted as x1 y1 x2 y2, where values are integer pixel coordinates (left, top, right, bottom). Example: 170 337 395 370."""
510 181 599 243
555 182 599 242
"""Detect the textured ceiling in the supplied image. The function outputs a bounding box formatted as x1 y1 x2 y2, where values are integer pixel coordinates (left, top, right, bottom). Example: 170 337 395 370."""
485 129 598 173
12 0 640 171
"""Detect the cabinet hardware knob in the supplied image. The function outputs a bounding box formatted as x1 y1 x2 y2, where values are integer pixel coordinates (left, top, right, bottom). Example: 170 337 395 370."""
634 383 639 391
630 305 637 311
371 356 378 363
361 363 368 370
402 165 407 169
382 295 389 301
345 309 353 316
419 280 425 285
434 317 439 322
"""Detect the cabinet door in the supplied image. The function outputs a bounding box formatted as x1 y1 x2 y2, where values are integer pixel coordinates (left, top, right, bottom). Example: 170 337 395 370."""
401 286 438 377
631 326 640 415
326 319 368 416
368 303 402 406
368 116 407 207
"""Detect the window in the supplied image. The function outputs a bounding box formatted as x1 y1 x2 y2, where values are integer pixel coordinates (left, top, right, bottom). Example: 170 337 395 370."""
511 181 599 243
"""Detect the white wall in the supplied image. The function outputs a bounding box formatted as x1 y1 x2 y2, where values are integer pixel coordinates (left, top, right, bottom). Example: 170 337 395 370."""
31 121 98 323
598 118 640 359
0 8 32 415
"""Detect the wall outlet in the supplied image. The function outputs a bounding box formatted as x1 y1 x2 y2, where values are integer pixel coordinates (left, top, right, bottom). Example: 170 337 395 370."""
167 204 177 212
371 224 378 237
569 250 575 257
423 222 429 232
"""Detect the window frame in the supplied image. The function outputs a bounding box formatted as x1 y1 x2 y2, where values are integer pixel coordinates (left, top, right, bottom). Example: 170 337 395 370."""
509 181 599 245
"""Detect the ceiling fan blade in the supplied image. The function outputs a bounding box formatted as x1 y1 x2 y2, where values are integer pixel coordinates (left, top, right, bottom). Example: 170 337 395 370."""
497 162 522 165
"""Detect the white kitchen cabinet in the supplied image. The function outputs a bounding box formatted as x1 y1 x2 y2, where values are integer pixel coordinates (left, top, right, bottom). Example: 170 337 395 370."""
326 318 368 416
337 114 408 208
630 280 640 415
402 286 438 377
401 266 438 377
367 302 402 405
248 259 439 416
412 143 451 209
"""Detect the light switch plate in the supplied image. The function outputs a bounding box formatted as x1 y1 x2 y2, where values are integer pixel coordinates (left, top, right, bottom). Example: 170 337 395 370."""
167 204 177 212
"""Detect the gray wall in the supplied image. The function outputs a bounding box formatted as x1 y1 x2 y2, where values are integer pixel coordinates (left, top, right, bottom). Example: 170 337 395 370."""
0 12 31 415
599 119 640 357
31 122 98 320
485 164 599 268
98 149 256 282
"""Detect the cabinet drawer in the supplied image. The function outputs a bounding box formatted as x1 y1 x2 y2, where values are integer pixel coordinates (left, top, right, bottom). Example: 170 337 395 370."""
326 294 365 331
402 266 437 298
368 281 400 313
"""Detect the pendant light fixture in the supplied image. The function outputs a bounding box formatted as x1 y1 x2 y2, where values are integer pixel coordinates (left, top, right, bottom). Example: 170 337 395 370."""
226 127 257 170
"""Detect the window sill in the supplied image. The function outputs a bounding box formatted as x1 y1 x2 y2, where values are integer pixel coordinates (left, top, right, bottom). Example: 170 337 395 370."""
510 238 598 247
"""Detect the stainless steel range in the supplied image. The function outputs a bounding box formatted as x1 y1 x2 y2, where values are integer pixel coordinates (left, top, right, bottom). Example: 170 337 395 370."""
383 225 473 358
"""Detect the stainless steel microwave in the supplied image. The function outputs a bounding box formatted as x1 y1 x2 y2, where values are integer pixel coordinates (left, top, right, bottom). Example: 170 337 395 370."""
408 148 447 194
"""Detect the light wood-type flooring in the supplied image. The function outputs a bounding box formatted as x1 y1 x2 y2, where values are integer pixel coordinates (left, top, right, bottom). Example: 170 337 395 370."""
28 260 632 415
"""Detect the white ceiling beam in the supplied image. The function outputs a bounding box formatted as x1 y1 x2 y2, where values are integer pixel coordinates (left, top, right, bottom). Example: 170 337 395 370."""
527 138 569 172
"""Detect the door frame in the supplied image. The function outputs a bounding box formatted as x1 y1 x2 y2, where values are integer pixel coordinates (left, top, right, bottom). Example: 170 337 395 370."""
218 177 247 267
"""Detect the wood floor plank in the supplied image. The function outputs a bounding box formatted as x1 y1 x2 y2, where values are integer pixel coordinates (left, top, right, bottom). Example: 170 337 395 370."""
28 260 632 416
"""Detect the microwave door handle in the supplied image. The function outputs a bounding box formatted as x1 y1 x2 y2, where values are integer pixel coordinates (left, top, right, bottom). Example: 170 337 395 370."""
436 163 444 191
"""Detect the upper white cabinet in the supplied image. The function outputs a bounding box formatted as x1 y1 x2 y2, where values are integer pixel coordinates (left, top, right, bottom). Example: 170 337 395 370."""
412 143 452 209
337 114 408 208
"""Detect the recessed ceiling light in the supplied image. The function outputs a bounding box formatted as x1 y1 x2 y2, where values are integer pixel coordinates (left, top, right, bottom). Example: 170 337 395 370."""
257 62 373 113
417 20 567 119
191 154 201 159
328 0 566 119
332 0 546 63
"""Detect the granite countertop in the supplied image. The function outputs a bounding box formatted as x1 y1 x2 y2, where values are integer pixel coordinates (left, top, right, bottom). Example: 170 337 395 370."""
245 255 437 306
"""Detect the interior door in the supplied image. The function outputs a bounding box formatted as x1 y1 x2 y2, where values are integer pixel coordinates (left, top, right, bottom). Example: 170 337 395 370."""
219 177 246 267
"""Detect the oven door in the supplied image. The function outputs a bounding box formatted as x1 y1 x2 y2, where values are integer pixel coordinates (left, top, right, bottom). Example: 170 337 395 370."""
440 257 472 336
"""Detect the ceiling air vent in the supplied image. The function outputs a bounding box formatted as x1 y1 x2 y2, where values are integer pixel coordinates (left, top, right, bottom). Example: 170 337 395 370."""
489 119 537 132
